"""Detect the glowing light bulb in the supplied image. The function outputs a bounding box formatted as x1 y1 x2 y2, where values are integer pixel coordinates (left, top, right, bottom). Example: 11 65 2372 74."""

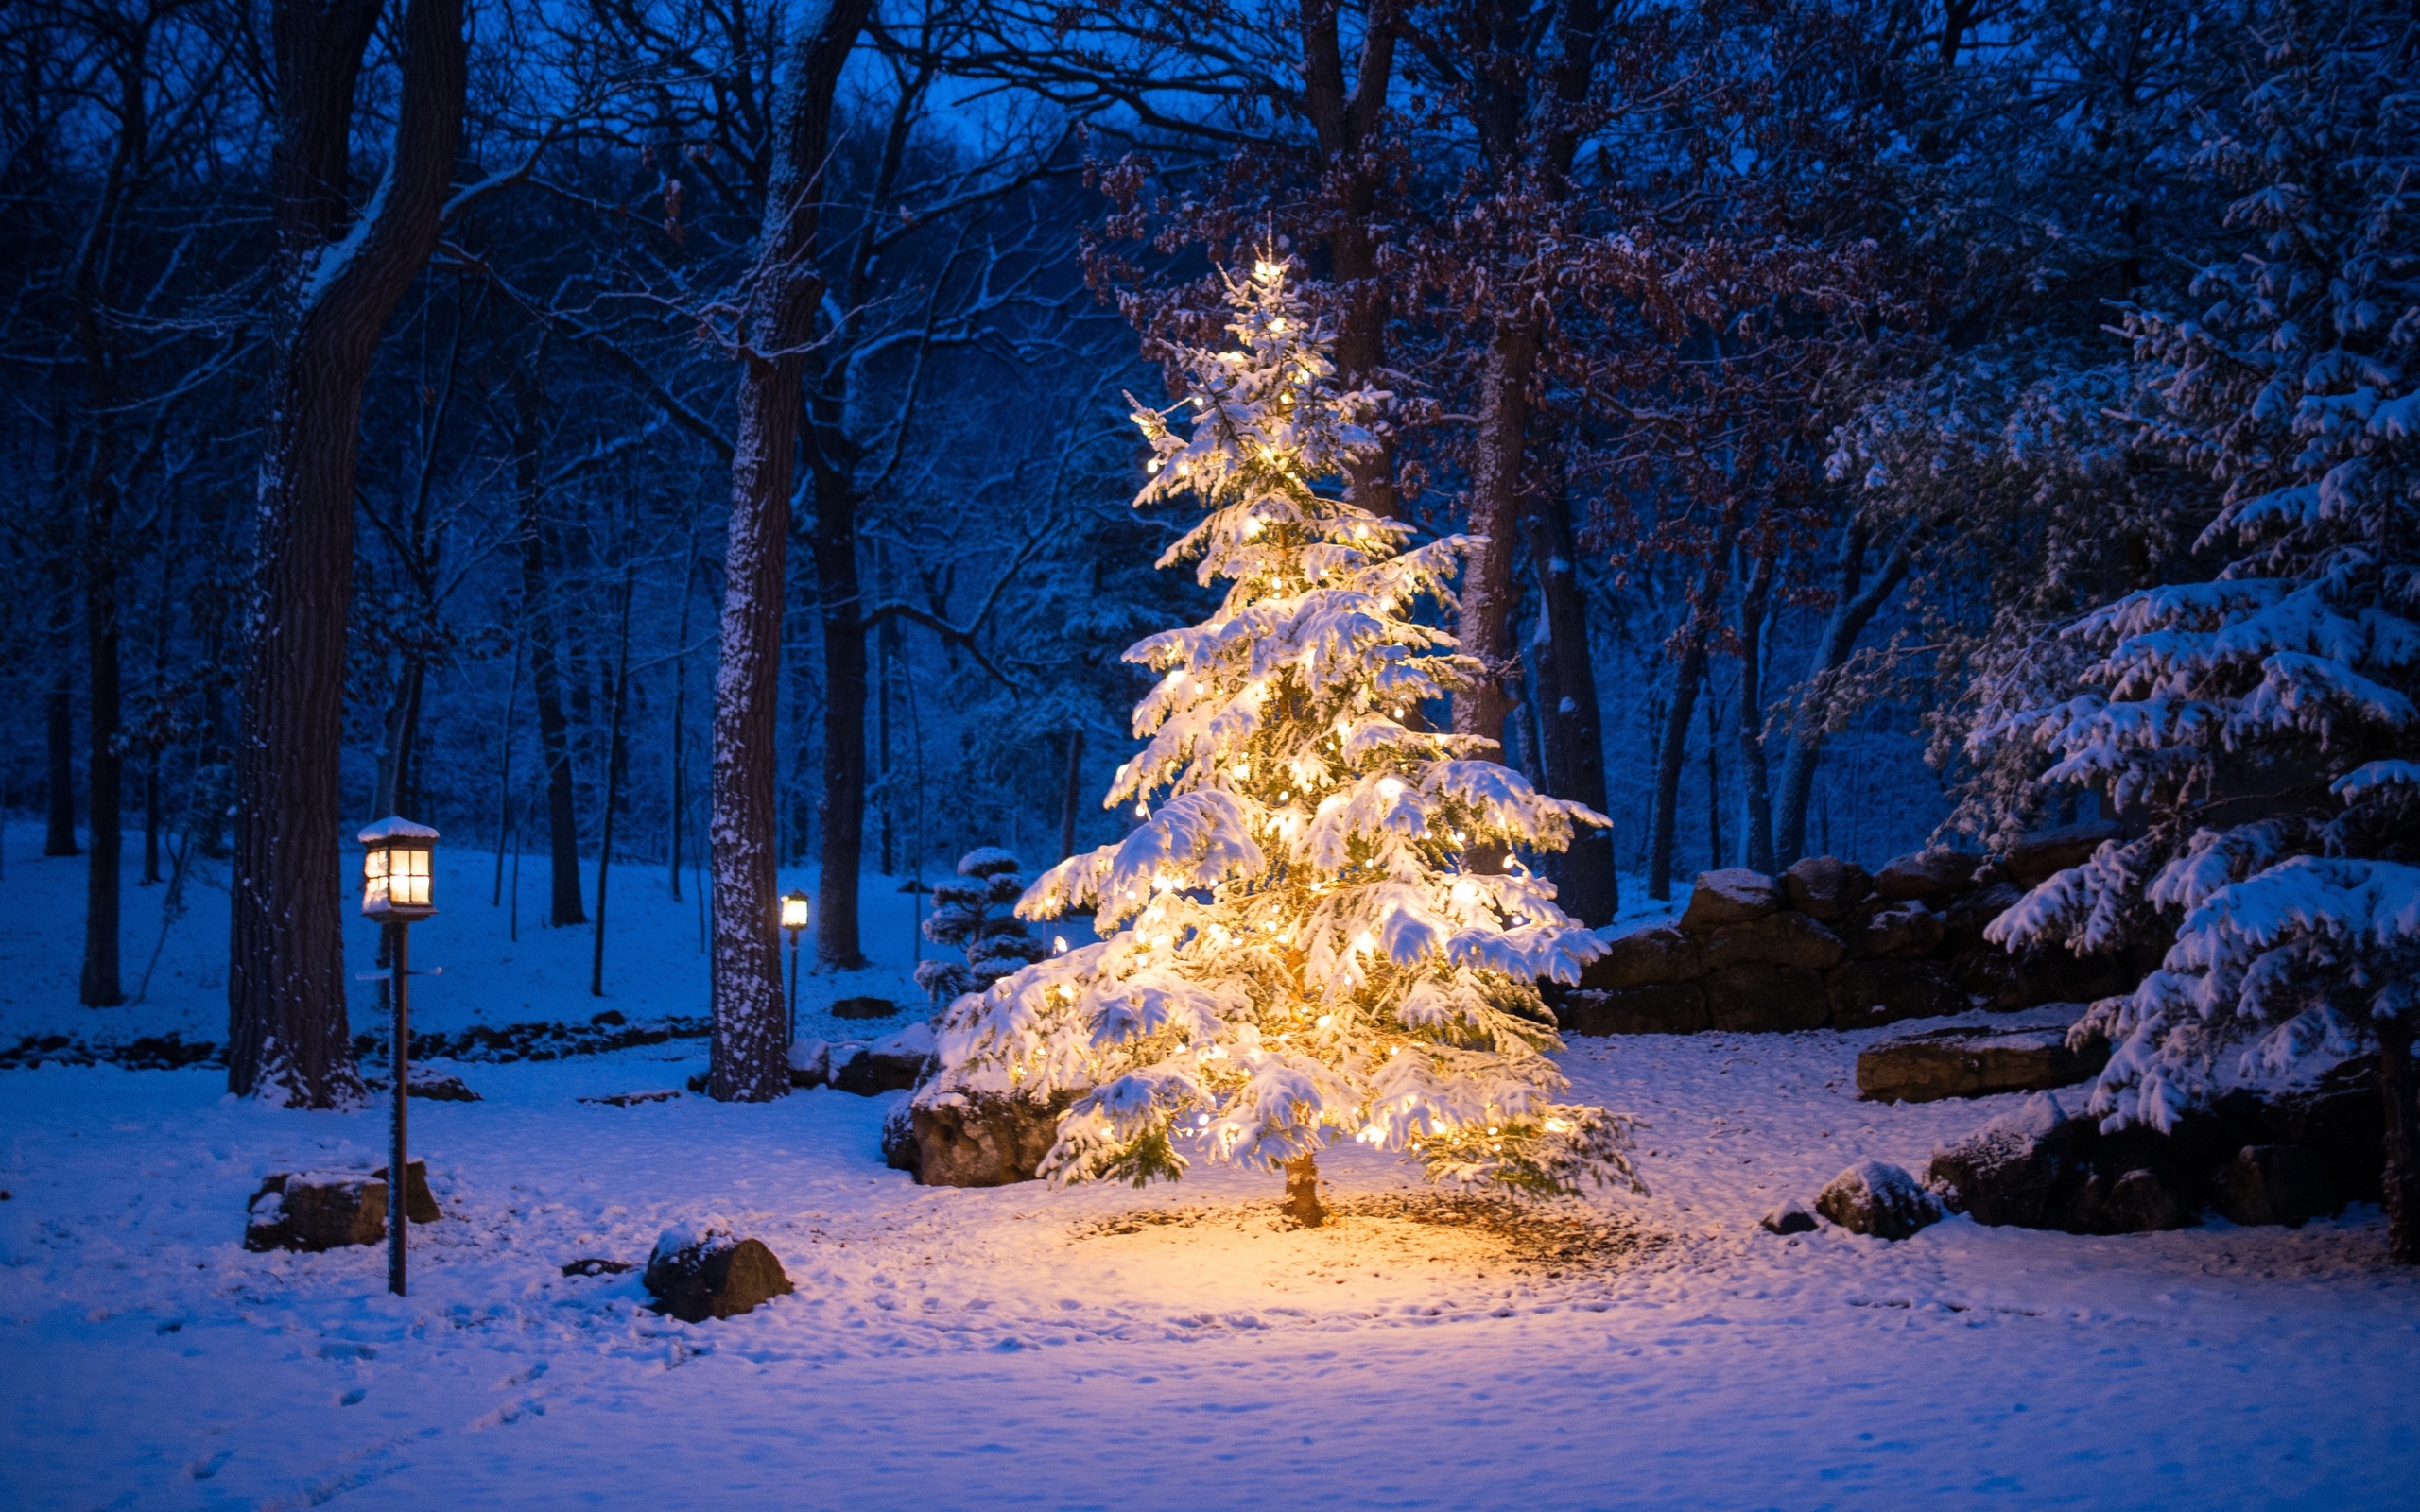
1316 1014 1333 1028
1451 880 1478 905
1378 777 1405 799
1253 259 1279 282
1242 517 1264 540
1352 932 1374 954
1270 318 1287 333
1135 801 1150 817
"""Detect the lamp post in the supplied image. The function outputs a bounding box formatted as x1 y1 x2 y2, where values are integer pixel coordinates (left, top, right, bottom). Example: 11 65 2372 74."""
780 889 809 1046
360 816 437 1297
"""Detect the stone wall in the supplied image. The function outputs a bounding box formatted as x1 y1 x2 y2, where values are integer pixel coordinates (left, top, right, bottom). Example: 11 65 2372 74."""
1549 824 2150 1037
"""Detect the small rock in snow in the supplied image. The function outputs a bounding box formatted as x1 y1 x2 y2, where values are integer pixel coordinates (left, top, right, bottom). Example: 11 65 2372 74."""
830 996 901 1020
643 1222 794 1322
1814 1160 1940 1241
1759 1200 1818 1235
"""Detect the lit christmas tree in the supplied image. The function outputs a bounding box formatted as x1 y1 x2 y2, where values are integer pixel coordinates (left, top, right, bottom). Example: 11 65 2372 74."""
917 256 1637 1224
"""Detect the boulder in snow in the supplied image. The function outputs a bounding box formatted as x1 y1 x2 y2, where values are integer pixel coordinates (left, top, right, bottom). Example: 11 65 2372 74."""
371 1160 441 1224
2004 820 2124 888
1553 981 1710 1036
1872 848 1984 902
1759 1199 1818 1235
1676 868 1785 932
1814 1161 1940 1240
896 1091 1075 1186
1577 925 1704 988
245 1172 387 1252
830 996 901 1021
1926 1092 2100 1228
1851 900 1945 959
643 1221 794 1322
1781 855 1871 920
1857 1023 2107 1105
2213 1144 2342 1228
1701 911 1847 974
831 1022 935 1096
1701 964 1831 1033
1824 957 1968 1027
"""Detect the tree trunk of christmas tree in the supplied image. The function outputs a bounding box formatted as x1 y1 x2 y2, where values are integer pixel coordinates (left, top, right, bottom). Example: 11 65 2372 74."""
1648 636 1707 901
1518 440 1615 924
1284 1153 1326 1228
709 0 872 1102
227 0 463 1108
512 371 585 927
2380 1012 2420 1265
45 668 78 856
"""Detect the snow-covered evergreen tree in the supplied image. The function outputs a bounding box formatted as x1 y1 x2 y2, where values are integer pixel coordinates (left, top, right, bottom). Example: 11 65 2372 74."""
914 256 1636 1223
1972 0 2420 1260
915 847 1049 1005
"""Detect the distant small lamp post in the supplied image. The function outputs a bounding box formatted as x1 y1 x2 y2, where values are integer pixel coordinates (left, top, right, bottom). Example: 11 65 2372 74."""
780 889 810 1043
360 816 438 1298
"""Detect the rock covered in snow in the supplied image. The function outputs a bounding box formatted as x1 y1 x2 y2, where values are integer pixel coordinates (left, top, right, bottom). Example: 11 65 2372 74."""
1814 1161 1940 1240
1824 958 1968 1026
892 1091 1076 1187
1759 1199 1817 1235
1701 964 1831 1032
1857 1022 2107 1105
794 1023 935 1095
830 995 901 1021
1925 1092 2098 1228
1553 980 1710 1036
372 1160 441 1224
2213 1145 2342 1228
1781 855 1871 920
1873 848 1986 902
1577 924 1703 988
245 1172 386 1252
643 1221 794 1322
1853 900 1945 959
1677 868 1786 932
1700 911 1847 973
2003 819 2125 889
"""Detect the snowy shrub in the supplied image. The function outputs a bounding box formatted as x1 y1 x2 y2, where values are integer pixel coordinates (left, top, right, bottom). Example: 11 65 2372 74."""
916 258 1640 1207
1964 0 2420 1256
914 848 1050 1006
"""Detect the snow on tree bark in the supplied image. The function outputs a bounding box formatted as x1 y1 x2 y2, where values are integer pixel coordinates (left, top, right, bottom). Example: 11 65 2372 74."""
916 261 1641 1212
707 0 873 1101
227 0 464 1108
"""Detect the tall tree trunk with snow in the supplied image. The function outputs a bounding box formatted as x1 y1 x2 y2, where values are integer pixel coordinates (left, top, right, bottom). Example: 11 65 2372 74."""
1647 635 1705 902
1518 432 1616 923
226 0 464 1107
511 371 585 927
708 0 873 1101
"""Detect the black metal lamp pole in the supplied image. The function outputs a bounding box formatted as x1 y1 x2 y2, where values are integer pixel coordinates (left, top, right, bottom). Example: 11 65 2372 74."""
388 918 412 1297
780 889 809 1049
360 816 438 1299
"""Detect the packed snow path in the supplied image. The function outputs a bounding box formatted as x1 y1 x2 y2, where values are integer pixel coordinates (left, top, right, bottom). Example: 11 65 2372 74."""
4 1024 2415 1509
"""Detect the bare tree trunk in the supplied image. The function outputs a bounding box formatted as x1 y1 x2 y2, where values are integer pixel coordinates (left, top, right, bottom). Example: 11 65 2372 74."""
1735 557 1774 875
710 0 873 1102
512 372 584 927
593 558 634 997
808 469 869 971
1059 726 1085 862
668 550 696 900
2381 1012 2420 1264
142 757 161 886
1518 439 1616 923
1297 0 1401 519
81 575 123 1005
1647 637 1706 902
1703 690 1724 872
1772 523 1913 865
45 669 78 856
1284 1152 1326 1228
1452 320 1537 755
227 0 464 1107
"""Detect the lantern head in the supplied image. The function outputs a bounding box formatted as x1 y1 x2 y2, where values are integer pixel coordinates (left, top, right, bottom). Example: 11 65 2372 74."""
359 816 439 922
780 889 810 936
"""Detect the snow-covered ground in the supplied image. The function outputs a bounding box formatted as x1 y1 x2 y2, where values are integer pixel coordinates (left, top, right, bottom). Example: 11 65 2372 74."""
4 833 2417 1508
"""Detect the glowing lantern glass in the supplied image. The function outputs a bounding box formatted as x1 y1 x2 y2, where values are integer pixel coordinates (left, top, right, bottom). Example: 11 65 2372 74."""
780 890 810 936
359 816 439 922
